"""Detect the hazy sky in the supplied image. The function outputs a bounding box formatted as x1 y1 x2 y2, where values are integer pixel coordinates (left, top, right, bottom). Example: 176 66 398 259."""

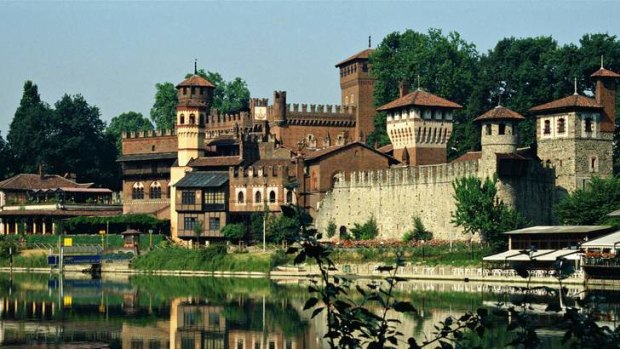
1 1 619 136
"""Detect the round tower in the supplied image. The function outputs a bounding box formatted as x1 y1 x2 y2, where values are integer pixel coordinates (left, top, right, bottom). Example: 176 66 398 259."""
475 105 525 176
175 74 215 166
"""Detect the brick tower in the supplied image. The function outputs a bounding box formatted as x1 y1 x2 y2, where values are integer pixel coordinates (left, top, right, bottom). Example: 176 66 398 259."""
335 48 376 142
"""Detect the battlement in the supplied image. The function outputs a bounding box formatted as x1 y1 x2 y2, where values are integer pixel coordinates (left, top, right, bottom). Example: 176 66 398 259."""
250 98 269 108
206 111 252 125
229 165 290 181
122 129 176 139
286 103 356 116
338 160 481 189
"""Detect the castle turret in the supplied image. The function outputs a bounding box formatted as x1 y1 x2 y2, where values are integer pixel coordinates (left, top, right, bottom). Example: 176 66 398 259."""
475 105 525 176
591 65 620 133
175 74 215 166
270 91 287 124
379 87 462 165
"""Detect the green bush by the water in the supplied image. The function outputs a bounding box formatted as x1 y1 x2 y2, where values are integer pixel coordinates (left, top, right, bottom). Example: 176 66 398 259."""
131 245 283 272
0 253 48 268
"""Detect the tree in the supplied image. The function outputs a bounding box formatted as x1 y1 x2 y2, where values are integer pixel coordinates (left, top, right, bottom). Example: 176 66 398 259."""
0 132 13 180
106 111 154 152
325 219 337 238
189 69 250 114
451 176 527 248
221 223 246 243
403 216 433 242
350 216 379 240
192 220 204 245
150 82 178 130
554 176 620 225
7 81 54 174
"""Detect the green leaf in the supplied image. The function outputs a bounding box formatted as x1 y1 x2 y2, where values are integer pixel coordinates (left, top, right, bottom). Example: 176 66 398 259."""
393 301 416 313
303 297 318 310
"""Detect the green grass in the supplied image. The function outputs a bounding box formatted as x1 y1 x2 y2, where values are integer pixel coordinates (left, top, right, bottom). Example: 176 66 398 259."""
0 253 48 268
131 246 285 273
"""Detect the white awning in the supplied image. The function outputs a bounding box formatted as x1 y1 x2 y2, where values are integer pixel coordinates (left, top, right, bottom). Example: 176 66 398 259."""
530 249 580 261
506 250 556 261
581 230 620 249
483 250 523 261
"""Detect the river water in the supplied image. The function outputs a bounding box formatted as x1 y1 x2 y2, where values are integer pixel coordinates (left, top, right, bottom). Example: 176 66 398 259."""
0 272 618 348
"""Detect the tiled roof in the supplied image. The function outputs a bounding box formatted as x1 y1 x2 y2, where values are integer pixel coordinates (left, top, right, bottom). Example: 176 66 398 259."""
188 156 243 168
474 106 525 122
377 144 393 153
176 75 215 88
377 89 463 111
591 68 620 78
174 171 229 188
529 94 602 114
303 142 398 164
206 136 238 146
251 159 293 167
335 48 374 67
451 151 481 163
117 152 177 162
0 174 92 191
0 208 121 217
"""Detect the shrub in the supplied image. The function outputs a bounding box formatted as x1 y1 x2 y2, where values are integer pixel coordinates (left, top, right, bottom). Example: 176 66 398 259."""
412 216 433 241
221 223 246 242
325 219 337 238
350 216 378 240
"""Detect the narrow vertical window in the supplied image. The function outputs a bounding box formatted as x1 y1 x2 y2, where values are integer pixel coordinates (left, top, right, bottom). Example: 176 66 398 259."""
543 120 551 135
557 118 566 134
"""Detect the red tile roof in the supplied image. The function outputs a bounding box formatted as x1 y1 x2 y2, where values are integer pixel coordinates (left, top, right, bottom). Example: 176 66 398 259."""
0 174 92 191
377 144 393 154
474 106 525 122
451 151 481 163
529 94 602 114
377 89 463 111
187 156 243 167
591 68 620 78
335 48 374 67
0 209 121 217
176 75 215 88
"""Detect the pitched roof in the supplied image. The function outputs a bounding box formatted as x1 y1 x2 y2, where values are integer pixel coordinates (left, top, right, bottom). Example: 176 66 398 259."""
529 94 603 114
117 152 178 162
377 89 463 111
474 106 525 122
176 74 215 88
174 171 229 188
0 208 121 217
591 67 620 78
451 151 481 163
302 142 398 164
0 174 92 191
335 48 374 67
188 156 243 168
502 225 613 235
377 144 393 154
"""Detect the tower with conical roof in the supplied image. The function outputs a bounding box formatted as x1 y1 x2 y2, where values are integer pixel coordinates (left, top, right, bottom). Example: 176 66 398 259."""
530 65 618 193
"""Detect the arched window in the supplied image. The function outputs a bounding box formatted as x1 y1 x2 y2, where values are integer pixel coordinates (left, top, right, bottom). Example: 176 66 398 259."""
179 114 185 125
339 226 347 239
255 191 262 204
498 123 506 135
585 117 593 133
189 114 196 125
543 120 551 135
286 190 293 203
557 118 566 134
307 134 316 148
590 156 598 173
150 182 161 199
132 182 144 200
269 190 276 203
237 191 244 204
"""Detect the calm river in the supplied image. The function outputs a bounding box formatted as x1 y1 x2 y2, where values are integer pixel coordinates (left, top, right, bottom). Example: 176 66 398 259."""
0 272 618 348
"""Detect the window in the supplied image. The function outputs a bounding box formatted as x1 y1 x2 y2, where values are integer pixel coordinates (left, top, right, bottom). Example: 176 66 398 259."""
269 190 276 203
199 114 204 125
151 145 156 151
191 86 195 95
209 217 220 231
286 190 293 203
590 156 598 173
182 87 187 95
362 63 368 72
557 118 565 134
183 217 196 231
237 191 244 203
498 123 506 135
237 339 244 349
132 183 144 200
189 114 196 125
255 191 262 204
204 190 225 205
585 117 593 133
180 114 185 125
182 190 196 205
543 120 551 135
150 182 162 199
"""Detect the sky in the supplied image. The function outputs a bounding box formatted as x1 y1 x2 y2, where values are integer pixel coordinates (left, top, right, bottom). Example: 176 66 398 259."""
1 1 619 137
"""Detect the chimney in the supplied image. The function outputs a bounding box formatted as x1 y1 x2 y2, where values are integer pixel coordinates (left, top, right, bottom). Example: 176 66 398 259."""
593 70 619 133
39 164 45 179
398 81 409 98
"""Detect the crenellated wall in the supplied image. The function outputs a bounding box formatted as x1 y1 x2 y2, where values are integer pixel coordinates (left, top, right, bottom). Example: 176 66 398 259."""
121 130 178 155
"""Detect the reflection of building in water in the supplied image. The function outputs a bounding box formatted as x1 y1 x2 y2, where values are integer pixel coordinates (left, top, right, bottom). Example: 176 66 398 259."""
122 321 170 349
229 330 300 349
170 298 226 349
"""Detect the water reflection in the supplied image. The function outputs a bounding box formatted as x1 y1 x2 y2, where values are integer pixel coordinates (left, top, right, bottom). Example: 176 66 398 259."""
0 273 618 348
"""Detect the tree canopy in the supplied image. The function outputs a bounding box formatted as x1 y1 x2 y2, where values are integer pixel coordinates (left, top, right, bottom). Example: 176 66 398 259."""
149 69 250 130
7 81 119 188
106 111 154 152
554 176 620 226
0 132 13 180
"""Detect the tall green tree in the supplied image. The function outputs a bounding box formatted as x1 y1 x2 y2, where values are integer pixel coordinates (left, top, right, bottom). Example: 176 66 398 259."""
150 82 178 130
554 176 620 226
106 111 154 152
7 81 54 173
451 176 527 249
0 132 13 180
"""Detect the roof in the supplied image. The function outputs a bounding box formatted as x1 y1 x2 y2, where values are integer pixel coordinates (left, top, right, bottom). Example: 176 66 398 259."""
0 209 121 217
505 249 580 262
176 74 215 88
335 48 374 67
174 171 229 188
302 142 398 164
251 159 293 167
503 225 613 235
206 136 238 147
607 209 620 217
0 174 92 191
474 106 525 122
187 156 243 168
582 230 620 248
591 67 620 78
377 89 463 111
377 144 393 154
452 151 481 163
117 152 178 162
529 94 603 114
31 187 112 194
483 250 523 261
